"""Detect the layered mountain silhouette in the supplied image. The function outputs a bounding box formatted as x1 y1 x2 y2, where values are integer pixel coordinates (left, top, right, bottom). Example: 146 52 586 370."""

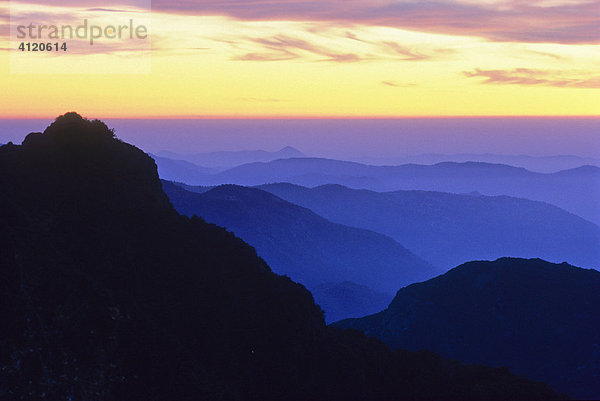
0 113 561 400
150 154 218 183
352 153 600 173
156 146 304 170
257 183 600 269
335 258 600 399
174 157 600 225
311 282 392 324
163 182 435 321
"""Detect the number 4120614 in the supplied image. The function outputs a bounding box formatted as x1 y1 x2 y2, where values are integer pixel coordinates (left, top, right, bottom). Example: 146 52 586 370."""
18 42 67 52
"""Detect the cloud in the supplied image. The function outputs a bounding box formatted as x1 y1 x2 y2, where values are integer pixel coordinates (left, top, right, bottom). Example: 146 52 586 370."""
528 50 566 61
144 0 599 44
381 80 417 87
7 1 597 44
231 34 369 63
85 8 143 13
464 68 600 88
380 41 430 61
0 23 9 38
233 51 297 61
224 31 451 63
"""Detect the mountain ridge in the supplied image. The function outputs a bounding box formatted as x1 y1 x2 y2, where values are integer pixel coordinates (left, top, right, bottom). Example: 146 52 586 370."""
334 257 600 399
163 182 437 320
166 156 600 224
156 146 305 169
0 113 560 400
257 182 600 269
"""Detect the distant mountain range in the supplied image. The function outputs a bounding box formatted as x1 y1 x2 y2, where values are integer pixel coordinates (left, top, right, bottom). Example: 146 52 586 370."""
182 158 600 225
351 153 600 173
150 154 219 183
163 182 436 321
257 183 600 270
335 258 600 399
2 113 564 400
154 147 600 174
155 146 304 169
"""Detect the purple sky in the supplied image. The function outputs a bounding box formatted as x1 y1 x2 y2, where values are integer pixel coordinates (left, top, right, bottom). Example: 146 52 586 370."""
1 118 599 159
8 0 598 44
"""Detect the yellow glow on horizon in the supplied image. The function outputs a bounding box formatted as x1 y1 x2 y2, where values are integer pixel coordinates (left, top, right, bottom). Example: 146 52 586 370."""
0 4 599 117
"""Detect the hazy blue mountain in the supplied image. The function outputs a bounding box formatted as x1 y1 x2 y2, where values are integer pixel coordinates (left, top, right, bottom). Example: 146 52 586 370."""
150 154 218 184
206 157 388 188
156 146 305 169
1 113 561 400
170 182 213 194
352 153 600 173
335 258 600 399
183 158 600 224
163 182 436 321
257 183 600 270
311 282 392 323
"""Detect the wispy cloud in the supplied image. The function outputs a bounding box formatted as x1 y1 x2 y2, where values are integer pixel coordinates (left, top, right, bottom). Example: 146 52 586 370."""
528 50 566 61
4 3 151 57
6 0 597 44
233 50 297 62
381 81 417 87
145 0 599 45
84 8 143 13
464 68 600 88
224 30 453 64
380 41 430 61
236 34 368 63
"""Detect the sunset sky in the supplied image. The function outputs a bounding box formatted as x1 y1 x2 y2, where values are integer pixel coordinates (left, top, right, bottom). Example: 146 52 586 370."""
0 0 599 117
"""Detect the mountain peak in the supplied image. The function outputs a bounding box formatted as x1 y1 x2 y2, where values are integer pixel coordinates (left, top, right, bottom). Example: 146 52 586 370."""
23 112 116 148
277 146 304 157
3 112 171 219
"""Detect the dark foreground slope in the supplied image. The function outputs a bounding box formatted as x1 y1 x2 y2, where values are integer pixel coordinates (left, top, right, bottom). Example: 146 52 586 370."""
259 183 600 270
335 258 600 399
0 114 559 400
163 183 436 321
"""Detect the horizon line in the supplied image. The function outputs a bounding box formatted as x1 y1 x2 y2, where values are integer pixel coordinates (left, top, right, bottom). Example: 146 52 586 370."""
1 114 599 120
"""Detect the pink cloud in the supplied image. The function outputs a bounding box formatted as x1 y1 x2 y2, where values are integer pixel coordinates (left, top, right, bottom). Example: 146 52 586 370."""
464 68 600 88
144 0 599 44
227 32 451 63
232 34 370 63
380 41 430 61
381 81 417 87
5 0 598 45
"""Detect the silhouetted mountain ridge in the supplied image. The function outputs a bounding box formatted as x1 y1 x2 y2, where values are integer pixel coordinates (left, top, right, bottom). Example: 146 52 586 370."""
163 182 437 321
258 183 600 269
150 154 218 183
335 257 600 399
0 113 560 400
352 153 600 173
176 156 600 224
156 146 305 169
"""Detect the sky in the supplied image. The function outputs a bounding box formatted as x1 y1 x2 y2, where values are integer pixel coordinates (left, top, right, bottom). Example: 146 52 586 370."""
1 117 599 159
0 0 599 118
